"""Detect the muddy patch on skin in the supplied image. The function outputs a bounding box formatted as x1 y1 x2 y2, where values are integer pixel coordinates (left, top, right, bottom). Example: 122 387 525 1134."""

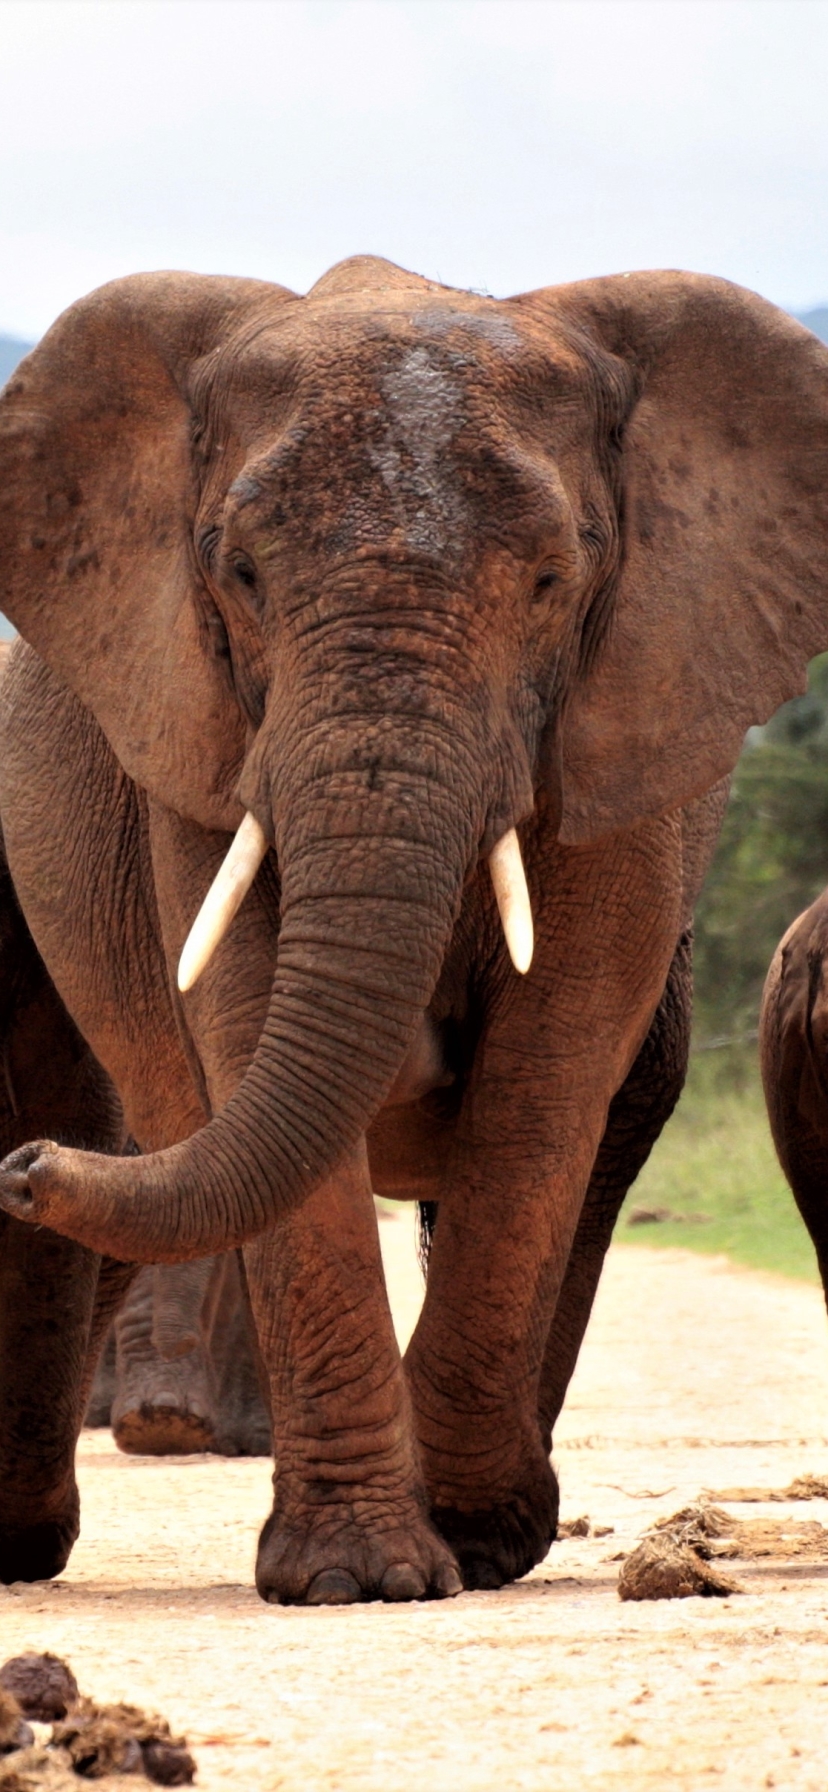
0 1659 195 1787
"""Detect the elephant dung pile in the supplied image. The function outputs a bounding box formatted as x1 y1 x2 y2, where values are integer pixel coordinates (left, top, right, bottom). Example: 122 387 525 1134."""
618 1500 828 1601
707 1473 828 1503
0 1656 194 1787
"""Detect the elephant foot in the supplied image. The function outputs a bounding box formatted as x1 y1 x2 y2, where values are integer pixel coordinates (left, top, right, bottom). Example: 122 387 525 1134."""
111 1350 217 1456
0 1486 80 1583
113 1402 215 1455
254 1498 463 1606
430 1457 560 1590
213 1413 272 1457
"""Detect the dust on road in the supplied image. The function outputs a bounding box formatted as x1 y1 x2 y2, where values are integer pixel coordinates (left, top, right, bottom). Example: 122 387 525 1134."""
3 1215 828 1792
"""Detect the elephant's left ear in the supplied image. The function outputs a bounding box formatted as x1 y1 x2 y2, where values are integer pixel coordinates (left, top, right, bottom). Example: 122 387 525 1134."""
523 272 828 843
0 271 295 830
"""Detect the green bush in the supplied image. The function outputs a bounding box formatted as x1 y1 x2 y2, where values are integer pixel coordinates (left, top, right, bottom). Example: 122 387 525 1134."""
620 1046 819 1284
623 657 828 1283
694 653 828 1041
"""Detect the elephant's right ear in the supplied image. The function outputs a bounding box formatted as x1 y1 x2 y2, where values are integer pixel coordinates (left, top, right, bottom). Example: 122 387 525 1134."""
0 271 295 827
519 272 828 844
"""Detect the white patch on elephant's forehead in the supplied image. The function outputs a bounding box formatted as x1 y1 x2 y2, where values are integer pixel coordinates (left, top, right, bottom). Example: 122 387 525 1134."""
370 347 467 554
414 307 521 354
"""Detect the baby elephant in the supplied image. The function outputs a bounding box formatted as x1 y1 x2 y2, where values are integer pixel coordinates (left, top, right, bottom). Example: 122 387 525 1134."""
761 890 828 1289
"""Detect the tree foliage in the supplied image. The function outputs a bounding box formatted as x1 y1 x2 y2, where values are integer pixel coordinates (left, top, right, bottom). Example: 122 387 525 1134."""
694 654 828 1041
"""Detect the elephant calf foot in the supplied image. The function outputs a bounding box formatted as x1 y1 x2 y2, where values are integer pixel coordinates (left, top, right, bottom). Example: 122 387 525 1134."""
255 1494 463 1606
430 1453 560 1591
111 1349 217 1456
0 1484 80 1584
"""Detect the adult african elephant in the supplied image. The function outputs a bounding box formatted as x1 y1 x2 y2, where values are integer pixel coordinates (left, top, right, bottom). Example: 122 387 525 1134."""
0 258 826 1604
760 893 828 1291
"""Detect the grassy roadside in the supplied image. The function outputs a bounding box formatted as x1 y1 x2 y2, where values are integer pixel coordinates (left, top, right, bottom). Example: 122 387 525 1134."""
618 1045 822 1284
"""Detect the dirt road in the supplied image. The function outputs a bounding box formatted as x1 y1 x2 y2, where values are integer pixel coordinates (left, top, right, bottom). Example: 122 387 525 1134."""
3 1215 828 1791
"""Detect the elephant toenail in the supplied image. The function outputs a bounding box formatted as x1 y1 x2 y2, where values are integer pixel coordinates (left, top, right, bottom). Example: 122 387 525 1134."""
463 1558 504 1591
379 1562 427 1601
305 1568 362 1605
433 1562 464 1599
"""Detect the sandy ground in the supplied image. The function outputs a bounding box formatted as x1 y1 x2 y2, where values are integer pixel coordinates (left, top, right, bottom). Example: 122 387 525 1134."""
4 1215 828 1791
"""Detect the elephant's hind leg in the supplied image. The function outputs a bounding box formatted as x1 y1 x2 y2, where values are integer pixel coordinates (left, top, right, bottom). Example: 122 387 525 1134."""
538 928 693 1445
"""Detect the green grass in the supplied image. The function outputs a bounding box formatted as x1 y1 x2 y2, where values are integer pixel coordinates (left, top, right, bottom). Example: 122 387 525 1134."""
618 1046 822 1283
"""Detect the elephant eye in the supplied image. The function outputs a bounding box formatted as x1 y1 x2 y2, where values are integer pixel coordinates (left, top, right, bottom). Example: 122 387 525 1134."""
532 568 558 604
231 554 257 590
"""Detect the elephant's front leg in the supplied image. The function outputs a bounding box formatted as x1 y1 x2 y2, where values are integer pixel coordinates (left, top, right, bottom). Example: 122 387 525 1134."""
244 1140 461 1605
406 816 683 1589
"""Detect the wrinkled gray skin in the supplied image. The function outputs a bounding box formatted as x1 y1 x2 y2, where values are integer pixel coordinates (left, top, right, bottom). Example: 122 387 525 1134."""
88 1254 271 1457
0 258 826 1604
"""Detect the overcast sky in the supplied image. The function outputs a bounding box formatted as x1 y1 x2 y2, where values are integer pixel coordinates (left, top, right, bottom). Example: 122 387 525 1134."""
2 0 827 340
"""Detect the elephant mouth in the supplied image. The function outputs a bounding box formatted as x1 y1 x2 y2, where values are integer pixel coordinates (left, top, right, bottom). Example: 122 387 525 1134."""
177 813 534 996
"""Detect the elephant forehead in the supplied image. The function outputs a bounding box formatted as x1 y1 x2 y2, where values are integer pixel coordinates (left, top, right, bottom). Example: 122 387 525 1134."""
214 303 598 579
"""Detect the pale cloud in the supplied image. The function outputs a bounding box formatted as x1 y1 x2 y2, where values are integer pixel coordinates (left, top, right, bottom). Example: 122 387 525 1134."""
1 0 826 336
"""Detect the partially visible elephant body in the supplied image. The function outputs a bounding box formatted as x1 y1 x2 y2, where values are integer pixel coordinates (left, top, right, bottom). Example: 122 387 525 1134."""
0 802 137 1580
761 893 828 1293
1 258 827 1604
88 1254 271 1457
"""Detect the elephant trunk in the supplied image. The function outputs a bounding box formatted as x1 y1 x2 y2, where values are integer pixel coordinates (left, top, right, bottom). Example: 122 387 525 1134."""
18 713 488 1261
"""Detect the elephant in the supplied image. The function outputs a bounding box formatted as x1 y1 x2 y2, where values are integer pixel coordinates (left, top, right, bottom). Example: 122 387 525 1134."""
87 1254 271 1457
760 891 828 1292
0 645 268 1464
0 257 826 1605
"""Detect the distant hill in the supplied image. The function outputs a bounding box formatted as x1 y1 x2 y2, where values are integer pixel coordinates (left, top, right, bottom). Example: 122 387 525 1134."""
0 334 34 387
797 307 828 344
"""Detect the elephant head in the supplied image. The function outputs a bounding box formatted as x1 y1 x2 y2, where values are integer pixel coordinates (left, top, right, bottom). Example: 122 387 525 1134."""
0 256 826 1259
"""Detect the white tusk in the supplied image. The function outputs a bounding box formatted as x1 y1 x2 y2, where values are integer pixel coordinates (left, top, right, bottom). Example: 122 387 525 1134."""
177 811 269 993
488 827 534 974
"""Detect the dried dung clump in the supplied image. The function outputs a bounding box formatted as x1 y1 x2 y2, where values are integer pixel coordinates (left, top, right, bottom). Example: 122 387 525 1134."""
54 1701 194 1785
709 1474 828 1504
0 1657 195 1787
619 1497 828 1600
619 1534 742 1601
557 1516 614 1539
558 1517 591 1538
0 1748 78 1791
729 1517 828 1559
0 1659 78 1725
0 1691 33 1758
653 1500 828 1561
